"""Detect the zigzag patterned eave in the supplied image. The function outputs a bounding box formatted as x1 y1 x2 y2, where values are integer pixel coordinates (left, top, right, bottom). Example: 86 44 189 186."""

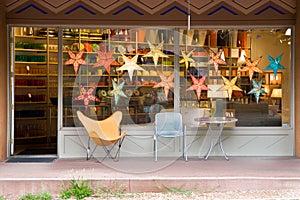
64 4 96 15
207 5 238 15
113 5 144 15
15 3 47 14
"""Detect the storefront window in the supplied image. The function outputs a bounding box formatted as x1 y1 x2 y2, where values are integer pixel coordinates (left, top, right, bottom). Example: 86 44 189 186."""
179 28 291 127
10 26 292 128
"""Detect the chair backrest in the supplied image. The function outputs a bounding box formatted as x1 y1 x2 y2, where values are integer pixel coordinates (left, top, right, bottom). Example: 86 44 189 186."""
181 107 210 127
155 112 183 137
77 110 122 141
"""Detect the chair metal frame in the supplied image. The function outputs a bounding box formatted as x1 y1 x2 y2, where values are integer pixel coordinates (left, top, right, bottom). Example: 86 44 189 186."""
154 112 187 161
77 110 126 162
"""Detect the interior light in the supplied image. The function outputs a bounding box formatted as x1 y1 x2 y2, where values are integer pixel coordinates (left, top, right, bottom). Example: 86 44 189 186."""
285 28 291 36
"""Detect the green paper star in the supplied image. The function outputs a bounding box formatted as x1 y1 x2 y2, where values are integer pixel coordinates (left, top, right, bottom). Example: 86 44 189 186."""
110 80 127 105
264 54 286 78
247 79 266 104
179 50 195 69
143 40 169 67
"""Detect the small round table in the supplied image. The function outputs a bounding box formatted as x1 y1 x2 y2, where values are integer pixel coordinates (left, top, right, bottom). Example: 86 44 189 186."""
194 117 238 160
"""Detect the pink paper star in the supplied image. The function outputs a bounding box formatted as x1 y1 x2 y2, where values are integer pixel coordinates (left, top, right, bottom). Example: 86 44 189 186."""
93 48 115 74
64 50 86 74
186 74 210 100
74 85 100 110
239 55 263 80
153 71 174 98
207 49 226 73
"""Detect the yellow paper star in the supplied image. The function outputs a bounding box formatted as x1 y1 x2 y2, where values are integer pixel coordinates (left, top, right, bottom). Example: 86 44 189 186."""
153 71 174 98
117 54 145 82
239 55 263 80
179 50 195 69
219 76 243 100
143 40 169 67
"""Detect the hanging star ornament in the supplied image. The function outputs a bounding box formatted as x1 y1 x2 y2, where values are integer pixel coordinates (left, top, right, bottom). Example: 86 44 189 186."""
207 49 226 73
264 54 286 78
93 48 115 74
179 50 195 69
74 85 100 110
186 74 210 100
117 54 145 82
143 40 169 67
110 79 127 105
219 76 243 100
64 50 86 74
153 71 174 98
239 55 263 80
247 79 266 104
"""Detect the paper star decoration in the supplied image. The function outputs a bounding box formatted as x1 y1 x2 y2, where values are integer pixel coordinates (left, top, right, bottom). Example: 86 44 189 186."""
207 49 226 73
74 85 100 110
153 71 174 98
110 79 127 105
64 50 86 75
180 50 195 69
247 79 266 104
93 48 115 74
219 76 243 100
239 55 263 80
186 74 210 100
143 40 169 67
264 54 286 78
117 54 145 82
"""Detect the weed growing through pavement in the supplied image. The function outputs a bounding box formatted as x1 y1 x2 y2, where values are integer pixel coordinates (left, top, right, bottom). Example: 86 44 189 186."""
19 192 52 200
60 177 93 200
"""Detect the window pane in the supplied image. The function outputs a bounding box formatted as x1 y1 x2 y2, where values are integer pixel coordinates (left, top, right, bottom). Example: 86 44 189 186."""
179 28 291 127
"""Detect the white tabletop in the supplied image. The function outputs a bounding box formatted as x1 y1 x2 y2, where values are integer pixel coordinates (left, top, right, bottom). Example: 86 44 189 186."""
195 117 238 124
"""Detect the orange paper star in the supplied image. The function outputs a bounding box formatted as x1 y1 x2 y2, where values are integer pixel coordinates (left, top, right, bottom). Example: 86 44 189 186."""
207 49 226 73
64 50 86 74
153 71 174 98
239 55 263 80
186 74 210 100
93 48 115 74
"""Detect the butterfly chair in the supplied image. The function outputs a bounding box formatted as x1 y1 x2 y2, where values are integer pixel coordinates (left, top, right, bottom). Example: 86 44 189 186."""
154 112 187 161
77 110 126 162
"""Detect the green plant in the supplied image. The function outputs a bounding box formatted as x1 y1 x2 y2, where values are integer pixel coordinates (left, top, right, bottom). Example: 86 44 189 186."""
20 192 52 200
94 182 132 199
60 178 93 200
158 184 194 196
0 196 5 200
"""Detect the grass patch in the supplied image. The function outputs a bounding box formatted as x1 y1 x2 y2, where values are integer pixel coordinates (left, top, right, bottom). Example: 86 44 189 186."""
19 192 52 200
60 178 92 200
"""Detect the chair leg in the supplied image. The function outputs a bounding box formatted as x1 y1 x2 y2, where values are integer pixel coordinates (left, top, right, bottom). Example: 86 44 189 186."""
183 126 187 161
154 136 158 161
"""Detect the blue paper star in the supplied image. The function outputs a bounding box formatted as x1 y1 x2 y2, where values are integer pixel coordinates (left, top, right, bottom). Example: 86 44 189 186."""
264 54 286 78
247 79 266 104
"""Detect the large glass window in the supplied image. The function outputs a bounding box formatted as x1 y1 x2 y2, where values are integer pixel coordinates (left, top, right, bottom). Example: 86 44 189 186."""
10 26 292 129
61 27 291 127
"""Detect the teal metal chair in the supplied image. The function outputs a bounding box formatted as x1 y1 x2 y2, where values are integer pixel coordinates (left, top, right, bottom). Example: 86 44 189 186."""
154 112 187 161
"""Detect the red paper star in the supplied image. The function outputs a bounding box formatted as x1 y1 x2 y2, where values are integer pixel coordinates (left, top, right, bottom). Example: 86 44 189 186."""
74 85 100 110
239 55 263 80
186 74 210 100
207 49 226 73
153 71 174 98
64 50 86 74
93 48 115 74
